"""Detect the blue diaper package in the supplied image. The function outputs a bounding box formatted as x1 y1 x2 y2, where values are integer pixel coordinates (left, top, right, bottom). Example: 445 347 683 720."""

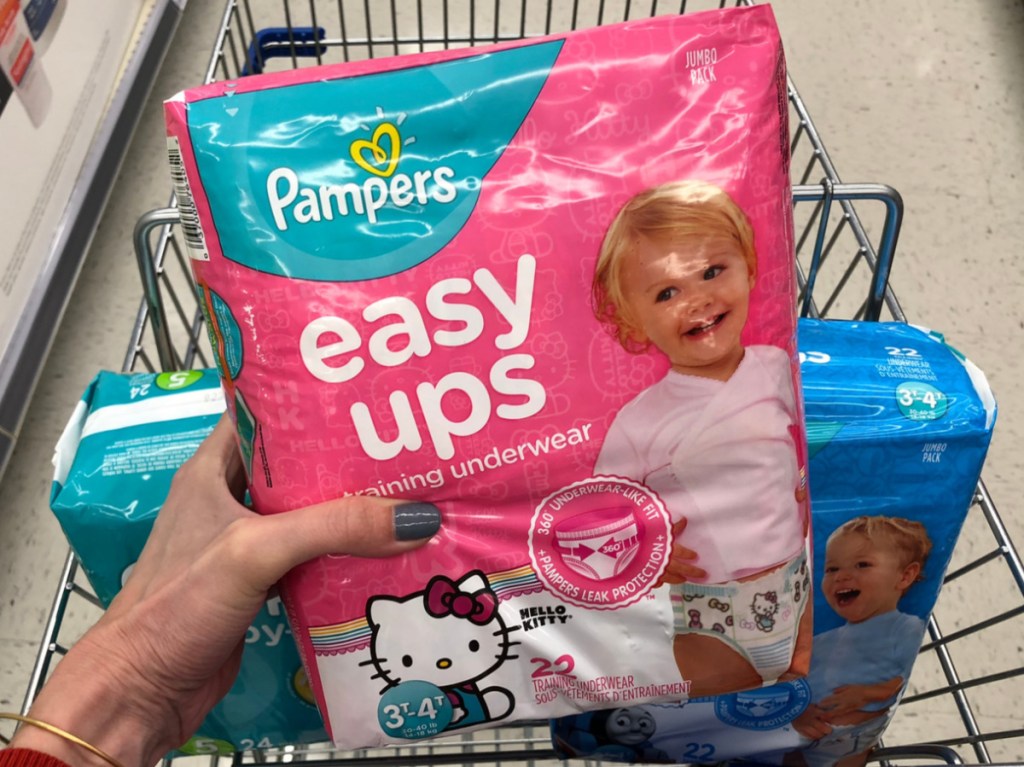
552 319 996 766
50 369 329 755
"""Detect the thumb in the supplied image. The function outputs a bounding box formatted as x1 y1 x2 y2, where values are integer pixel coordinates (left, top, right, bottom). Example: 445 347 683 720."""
239 498 441 593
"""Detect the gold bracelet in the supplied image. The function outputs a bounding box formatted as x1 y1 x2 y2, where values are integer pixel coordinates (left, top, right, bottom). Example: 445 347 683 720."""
0 713 125 767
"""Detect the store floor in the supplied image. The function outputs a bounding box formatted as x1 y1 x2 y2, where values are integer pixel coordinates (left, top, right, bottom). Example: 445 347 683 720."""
1 0 1021 761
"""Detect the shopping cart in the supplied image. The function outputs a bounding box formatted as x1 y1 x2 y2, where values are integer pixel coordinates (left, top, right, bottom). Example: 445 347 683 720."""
7 2 1023 765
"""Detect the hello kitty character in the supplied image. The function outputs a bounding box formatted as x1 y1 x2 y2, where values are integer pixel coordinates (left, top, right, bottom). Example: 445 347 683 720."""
751 591 779 632
364 570 519 730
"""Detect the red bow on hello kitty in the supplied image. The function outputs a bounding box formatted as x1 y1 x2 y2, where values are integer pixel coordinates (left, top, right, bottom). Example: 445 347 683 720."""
424 575 498 625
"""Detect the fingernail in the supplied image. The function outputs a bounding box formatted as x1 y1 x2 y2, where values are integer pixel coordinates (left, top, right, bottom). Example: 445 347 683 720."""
394 502 442 541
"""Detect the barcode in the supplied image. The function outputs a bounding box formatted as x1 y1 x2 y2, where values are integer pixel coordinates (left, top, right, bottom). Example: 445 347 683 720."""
167 136 210 261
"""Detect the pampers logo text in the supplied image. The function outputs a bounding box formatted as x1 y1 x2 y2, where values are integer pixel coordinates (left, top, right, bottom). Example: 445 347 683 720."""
186 39 561 281
266 116 458 231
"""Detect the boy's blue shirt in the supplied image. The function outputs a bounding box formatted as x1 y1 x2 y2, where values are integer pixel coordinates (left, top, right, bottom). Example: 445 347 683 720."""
806 609 925 712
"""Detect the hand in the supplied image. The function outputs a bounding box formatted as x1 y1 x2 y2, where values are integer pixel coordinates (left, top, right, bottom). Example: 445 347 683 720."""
818 685 872 718
795 485 809 536
790 704 833 741
818 676 903 720
655 518 706 586
12 415 440 767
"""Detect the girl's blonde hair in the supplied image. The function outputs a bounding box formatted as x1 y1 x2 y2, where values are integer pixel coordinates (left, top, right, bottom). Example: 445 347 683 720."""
592 180 757 351
828 515 933 583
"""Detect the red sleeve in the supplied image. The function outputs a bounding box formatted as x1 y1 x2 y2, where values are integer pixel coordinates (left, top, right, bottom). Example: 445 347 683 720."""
0 749 72 767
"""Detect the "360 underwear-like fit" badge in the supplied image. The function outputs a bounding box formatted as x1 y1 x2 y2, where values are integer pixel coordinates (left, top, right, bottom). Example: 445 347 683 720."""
528 477 672 610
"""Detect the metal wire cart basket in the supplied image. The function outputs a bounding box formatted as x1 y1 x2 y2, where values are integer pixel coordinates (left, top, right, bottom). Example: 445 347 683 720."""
9 1 1024 765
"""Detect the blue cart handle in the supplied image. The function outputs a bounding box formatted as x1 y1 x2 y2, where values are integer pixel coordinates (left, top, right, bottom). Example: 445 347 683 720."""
244 27 327 76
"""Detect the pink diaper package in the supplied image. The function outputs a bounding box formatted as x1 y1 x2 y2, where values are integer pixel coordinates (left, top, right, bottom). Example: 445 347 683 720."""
164 5 810 748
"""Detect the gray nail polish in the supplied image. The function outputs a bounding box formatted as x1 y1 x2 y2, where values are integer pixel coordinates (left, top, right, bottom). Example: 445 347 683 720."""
394 502 442 541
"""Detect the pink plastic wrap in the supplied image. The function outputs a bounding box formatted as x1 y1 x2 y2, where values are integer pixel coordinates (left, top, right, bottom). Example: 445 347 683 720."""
165 4 810 748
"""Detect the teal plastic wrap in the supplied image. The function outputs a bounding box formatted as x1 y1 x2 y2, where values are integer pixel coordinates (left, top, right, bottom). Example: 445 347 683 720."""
49 369 329 755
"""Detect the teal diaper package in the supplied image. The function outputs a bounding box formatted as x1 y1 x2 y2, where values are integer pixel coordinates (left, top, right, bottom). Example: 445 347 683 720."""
50 369 328 755
552 319 996 766
51 370 225 603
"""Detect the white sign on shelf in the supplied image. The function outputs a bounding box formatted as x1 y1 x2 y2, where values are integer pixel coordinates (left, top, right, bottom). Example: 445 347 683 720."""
0 0 146 367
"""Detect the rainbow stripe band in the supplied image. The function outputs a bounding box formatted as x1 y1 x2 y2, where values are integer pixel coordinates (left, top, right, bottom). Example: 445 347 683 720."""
487 563 543 600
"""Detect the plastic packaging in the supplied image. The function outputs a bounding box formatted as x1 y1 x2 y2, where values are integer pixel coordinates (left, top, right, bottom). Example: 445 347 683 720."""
21 0 65 55
0 0 51 126
552 319 997 766
164 5 809 748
